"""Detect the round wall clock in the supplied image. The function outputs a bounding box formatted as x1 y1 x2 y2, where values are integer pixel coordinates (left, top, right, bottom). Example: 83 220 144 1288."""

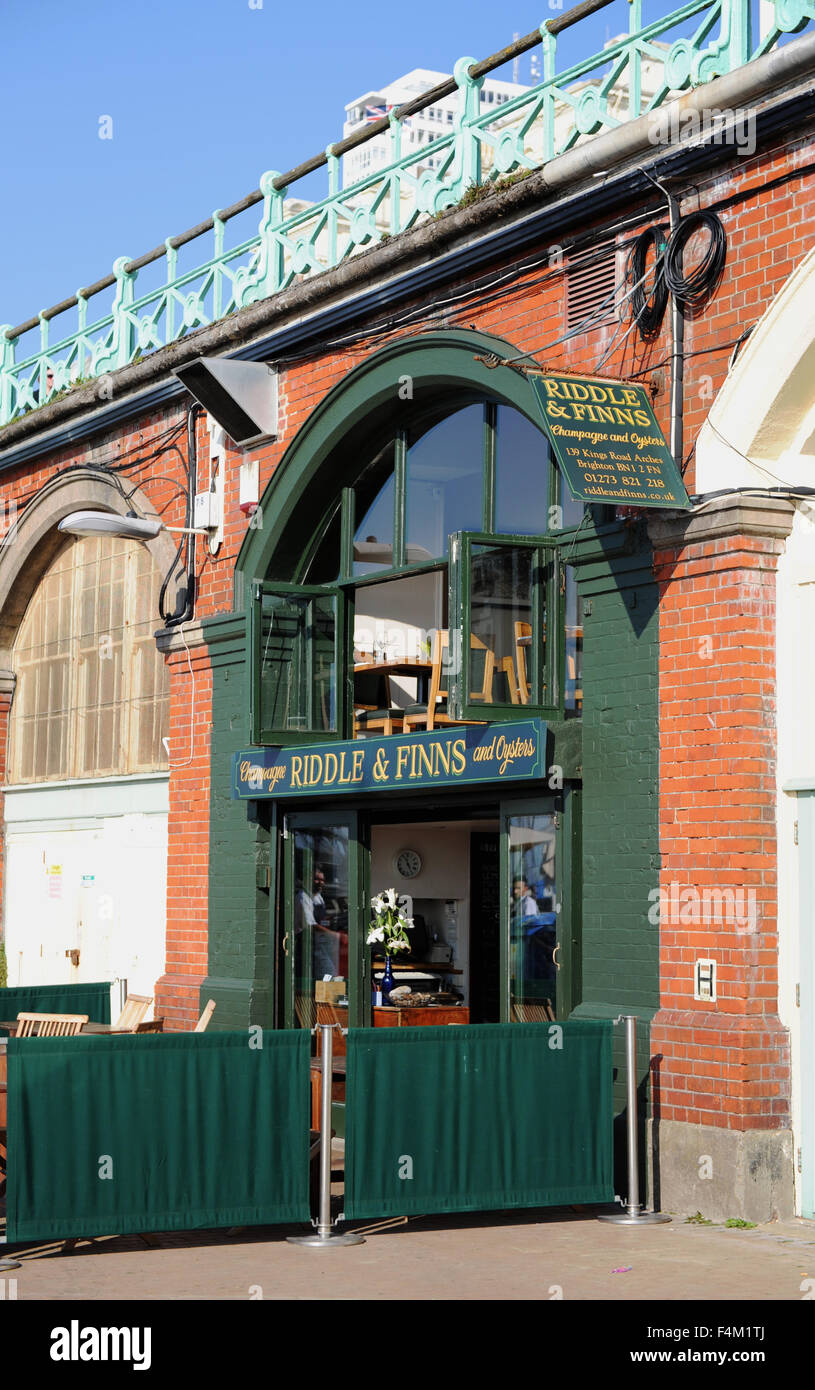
394 848 422 879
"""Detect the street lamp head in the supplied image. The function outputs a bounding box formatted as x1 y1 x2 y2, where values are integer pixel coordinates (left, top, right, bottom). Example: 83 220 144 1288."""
58 510 163 541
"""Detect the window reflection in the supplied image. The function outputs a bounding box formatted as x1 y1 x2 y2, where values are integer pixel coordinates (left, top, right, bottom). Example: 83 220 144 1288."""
495 406 550 535
564 567 583 717
406 406 484 559
509 812 557 1021
354 442 395 576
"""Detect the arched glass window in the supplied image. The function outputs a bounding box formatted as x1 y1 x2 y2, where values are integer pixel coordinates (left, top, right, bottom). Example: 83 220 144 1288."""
251 399 583 743
9 536 170 783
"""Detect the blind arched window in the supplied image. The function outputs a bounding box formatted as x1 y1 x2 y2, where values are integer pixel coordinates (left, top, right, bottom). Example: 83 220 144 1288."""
8 536 169 783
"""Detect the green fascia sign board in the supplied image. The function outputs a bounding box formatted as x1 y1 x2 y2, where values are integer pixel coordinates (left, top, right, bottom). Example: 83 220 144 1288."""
233 719 547 800
529 371 691 509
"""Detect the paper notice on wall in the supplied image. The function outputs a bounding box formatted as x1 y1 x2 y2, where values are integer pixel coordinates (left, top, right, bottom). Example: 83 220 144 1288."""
47 864 63 899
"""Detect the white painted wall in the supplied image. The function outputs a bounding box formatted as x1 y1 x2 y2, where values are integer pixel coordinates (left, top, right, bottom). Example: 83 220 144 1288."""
3 774 168 1012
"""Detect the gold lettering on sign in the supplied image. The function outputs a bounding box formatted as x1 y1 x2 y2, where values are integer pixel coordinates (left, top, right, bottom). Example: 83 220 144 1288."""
450 738 467 775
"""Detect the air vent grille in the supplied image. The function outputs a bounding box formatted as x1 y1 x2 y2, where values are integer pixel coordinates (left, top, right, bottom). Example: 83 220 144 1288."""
565 243 618 332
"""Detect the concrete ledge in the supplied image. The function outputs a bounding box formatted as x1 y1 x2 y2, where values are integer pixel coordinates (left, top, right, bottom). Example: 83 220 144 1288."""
648 495 796 548
649 1117 795 1222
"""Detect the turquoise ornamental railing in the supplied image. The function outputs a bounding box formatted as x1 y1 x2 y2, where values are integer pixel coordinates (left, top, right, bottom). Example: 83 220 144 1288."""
1 0 812 430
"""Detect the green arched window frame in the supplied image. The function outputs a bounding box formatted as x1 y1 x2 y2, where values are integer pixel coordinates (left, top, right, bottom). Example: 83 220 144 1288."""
240 330 588 745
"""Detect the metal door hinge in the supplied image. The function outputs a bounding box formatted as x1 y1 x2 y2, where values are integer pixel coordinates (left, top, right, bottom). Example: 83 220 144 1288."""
796 983 801 1007
798 1147 802 1174
794 819 799 845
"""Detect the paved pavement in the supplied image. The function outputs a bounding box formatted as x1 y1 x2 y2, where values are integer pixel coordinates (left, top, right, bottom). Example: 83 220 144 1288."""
3 1208 815 1302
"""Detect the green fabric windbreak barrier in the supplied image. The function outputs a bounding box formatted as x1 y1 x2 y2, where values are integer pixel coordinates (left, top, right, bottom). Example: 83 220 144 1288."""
344 1021 614 1219
5 1030 311 1242
0 981 111 1036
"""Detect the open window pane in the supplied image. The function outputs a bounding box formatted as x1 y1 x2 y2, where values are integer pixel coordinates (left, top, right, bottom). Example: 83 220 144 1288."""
469 546 536 708
406 406 484 561
255 587 339 739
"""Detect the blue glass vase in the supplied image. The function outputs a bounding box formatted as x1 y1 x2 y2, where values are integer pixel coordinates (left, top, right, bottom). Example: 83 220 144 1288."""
381 955 395 1003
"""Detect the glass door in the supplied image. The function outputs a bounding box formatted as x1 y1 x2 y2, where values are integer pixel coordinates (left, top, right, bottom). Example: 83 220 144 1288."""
281 810 365 1041
500 795 565 1021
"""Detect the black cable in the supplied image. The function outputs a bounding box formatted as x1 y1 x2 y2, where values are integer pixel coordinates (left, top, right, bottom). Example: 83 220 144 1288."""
627 225 669 338
158 403 201 627
663 211 727 313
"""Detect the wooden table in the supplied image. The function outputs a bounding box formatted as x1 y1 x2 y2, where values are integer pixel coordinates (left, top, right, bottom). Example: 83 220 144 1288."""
315 1002 470 1056
354 658 432 703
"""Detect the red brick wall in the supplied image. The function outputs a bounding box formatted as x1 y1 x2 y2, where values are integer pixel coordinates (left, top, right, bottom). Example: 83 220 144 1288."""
154 639 213 1029
650 532 789 1129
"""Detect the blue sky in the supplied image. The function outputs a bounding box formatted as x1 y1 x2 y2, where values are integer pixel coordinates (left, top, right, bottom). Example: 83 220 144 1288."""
0 0 733 334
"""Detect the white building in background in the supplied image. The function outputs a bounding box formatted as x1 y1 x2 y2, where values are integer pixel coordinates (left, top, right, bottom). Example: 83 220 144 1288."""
342 68 529 187
342 49 673 189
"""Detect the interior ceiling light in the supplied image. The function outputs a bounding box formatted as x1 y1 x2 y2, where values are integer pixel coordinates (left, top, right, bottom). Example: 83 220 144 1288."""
172 358 278 447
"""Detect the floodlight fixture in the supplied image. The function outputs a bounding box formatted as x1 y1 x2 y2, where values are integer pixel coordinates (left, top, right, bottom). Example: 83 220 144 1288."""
172 357 278 446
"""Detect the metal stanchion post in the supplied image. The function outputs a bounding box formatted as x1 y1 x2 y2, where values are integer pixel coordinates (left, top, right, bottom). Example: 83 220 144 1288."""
599 1014 671 1225
288 1022 364 1248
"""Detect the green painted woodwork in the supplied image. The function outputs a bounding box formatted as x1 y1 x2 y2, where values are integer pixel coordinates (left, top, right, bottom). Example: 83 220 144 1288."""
3 1 810 427
235 329 566 595
200 614 278 1029
567 516 660 1175
204 337 660 1199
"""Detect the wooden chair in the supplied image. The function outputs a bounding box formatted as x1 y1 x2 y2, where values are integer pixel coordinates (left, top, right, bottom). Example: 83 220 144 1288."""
194 999 217 1033
512 1001 556 1023
403 631 494 731
134 1019 164 1033
113 994 152 1032
353 669 403 736
16 1012 89 1037
514 621 533 705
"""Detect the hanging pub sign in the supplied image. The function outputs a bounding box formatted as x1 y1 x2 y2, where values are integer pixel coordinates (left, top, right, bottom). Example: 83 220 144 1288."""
529 371 691 509
232 719 547 800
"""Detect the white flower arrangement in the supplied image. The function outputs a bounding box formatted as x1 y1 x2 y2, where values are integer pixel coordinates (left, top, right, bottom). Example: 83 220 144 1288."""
367 888 413 957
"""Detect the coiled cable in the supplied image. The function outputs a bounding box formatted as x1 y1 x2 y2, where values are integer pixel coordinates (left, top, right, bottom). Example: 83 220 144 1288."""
627 225 669 338
663 210 727 312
